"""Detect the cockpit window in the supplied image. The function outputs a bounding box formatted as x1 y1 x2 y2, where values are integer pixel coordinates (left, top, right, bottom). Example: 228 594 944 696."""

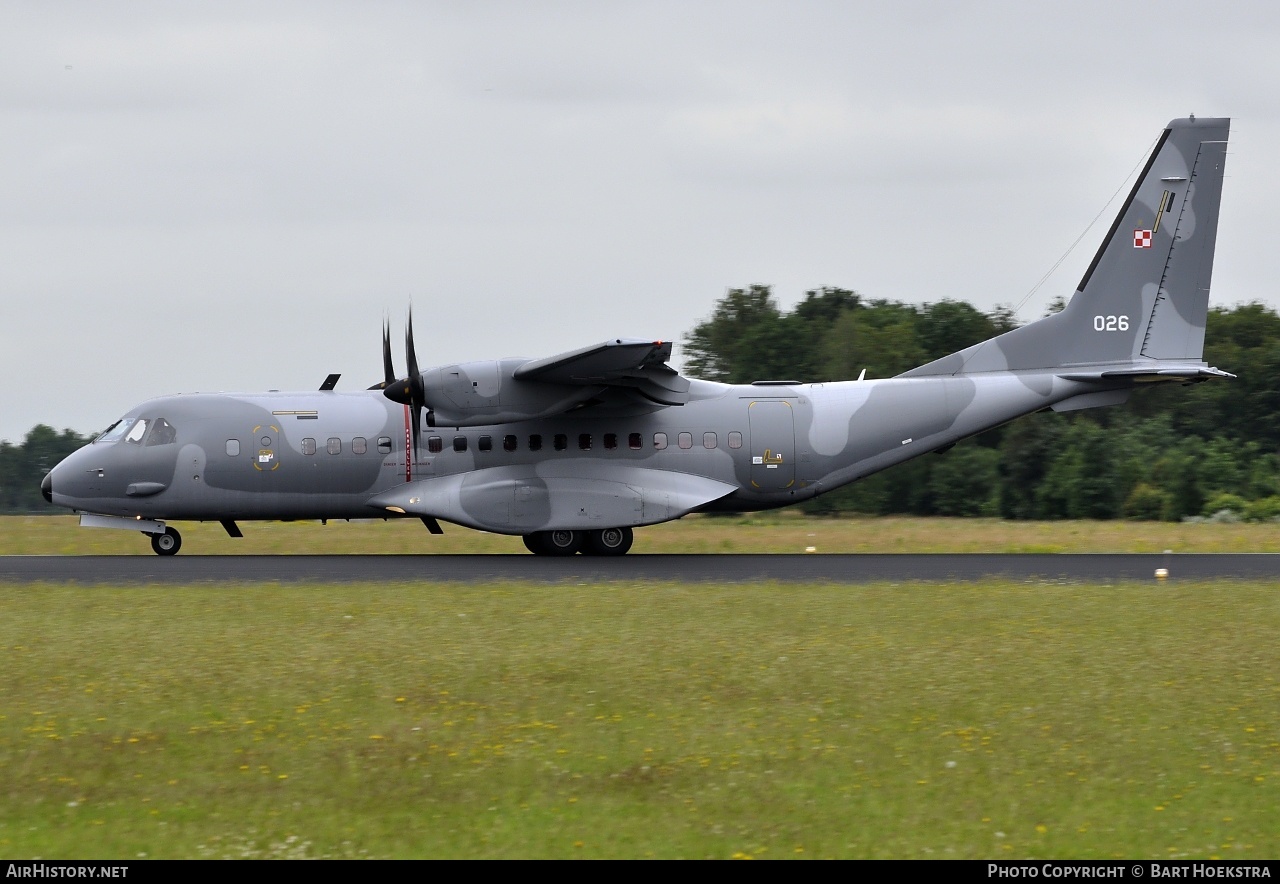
145 418 177 446
124 420 149 444
98 418 152 444
96 419 133 444
97 417 177 446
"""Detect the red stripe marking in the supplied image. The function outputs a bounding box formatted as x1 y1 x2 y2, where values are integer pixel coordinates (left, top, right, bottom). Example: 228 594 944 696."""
403 404 412 482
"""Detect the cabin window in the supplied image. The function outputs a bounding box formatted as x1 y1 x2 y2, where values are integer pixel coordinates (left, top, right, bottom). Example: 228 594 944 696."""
453 435 468 452
327 437 342 455
728 431 743 449
503 434 518 452
377 437 392 454
604 433 618 451
478 435 492 452
703 432 717 449
301 438 316 455
554 434 567 451
529 434 543 451
578 433 592 451
629 432 642 450
226 439 240 457
653 432 667 450
352 437 367 455
145 418 177 446
678 432 693 450
428 436 443 454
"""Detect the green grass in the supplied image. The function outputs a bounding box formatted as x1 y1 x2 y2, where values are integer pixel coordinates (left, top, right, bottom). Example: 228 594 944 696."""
1 580 1277 858
8 513 1280 554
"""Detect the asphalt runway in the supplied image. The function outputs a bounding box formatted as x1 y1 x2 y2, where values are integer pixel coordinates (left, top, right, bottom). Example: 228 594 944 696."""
2 553 1280 584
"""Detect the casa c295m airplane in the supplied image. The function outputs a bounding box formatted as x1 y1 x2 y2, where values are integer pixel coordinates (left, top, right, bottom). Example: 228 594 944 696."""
43 116 1233 556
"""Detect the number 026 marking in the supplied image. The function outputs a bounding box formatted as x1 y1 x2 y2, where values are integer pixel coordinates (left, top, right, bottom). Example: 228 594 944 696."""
1093 315 1129 331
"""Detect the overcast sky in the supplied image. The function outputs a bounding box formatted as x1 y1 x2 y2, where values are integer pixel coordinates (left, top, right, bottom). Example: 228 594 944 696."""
3 1 1275 442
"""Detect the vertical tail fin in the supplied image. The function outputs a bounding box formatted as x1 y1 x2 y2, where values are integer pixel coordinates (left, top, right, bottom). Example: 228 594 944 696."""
903 116 1230 377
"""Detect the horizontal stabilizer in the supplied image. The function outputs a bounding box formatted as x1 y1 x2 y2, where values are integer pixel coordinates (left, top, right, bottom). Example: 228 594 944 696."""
1057 365 1235 383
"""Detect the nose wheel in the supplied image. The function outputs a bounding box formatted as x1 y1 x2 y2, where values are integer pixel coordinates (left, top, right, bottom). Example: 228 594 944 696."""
149 527 182 556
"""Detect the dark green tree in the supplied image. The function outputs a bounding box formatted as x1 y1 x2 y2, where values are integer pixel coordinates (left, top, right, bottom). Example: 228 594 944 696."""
683 285 791 383
0 425 91 513
914 300 1003 363
928 443 1001 516
1036 418 1120 519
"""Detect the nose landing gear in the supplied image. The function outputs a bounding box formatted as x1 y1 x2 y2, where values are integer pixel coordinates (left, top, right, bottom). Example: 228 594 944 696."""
149 527 182 556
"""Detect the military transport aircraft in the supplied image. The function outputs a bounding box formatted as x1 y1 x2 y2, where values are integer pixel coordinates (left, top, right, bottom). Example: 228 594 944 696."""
43 116 1232 555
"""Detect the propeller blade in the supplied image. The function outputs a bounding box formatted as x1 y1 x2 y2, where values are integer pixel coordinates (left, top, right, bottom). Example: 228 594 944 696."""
382 318 396 387
405 308 425 459
405 309 420 389
368 319 399 391
409 391 424 465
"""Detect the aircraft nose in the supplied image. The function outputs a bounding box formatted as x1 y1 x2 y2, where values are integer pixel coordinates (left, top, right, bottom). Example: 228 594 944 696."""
41 471 52 503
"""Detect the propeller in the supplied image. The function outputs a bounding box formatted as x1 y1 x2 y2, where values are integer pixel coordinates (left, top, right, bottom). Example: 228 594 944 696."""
382 308 430 460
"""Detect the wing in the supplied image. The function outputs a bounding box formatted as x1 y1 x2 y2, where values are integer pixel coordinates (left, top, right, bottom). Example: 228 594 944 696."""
514 339 690 406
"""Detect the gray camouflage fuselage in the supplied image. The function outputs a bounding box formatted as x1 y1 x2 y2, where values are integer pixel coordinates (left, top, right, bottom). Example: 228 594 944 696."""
43 116 1233 552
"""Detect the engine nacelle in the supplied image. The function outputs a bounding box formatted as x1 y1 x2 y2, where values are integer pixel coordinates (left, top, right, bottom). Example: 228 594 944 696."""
418 359 602 427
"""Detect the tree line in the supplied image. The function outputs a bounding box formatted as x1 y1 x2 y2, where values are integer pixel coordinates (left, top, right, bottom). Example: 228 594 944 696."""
684 286 1280 521
5 288 1278 520
0 426 92 514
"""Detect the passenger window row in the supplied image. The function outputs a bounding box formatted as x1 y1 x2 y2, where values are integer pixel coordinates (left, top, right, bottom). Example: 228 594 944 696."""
226 431 744 457
227 436 394 457
429 430 743 453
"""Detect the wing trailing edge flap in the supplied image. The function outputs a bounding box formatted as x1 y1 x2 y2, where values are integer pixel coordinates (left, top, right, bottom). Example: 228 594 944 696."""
514 339 691 406
366 463 737 535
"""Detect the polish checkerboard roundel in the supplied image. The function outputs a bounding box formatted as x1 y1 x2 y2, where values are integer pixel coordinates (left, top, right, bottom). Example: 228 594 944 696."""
1134 229 1153 248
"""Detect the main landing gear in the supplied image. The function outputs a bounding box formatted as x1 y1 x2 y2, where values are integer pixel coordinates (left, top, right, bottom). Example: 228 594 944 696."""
522 527 633 557
148 526 182 556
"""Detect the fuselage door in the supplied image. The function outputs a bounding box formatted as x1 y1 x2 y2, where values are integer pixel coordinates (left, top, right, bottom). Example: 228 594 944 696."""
748 400 795 492
253 425 281 473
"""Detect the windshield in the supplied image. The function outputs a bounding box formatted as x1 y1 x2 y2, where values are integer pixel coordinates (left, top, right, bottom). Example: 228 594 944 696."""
96 419 136 444
95 418 151 445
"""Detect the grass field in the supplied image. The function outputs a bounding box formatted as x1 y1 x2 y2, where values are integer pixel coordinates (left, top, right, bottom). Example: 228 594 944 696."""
3 516 1278 858
1 578 1278 859
6 512 1280 555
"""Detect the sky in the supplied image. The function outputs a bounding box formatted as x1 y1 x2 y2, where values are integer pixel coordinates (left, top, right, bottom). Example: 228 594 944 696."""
3 1 1276 443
